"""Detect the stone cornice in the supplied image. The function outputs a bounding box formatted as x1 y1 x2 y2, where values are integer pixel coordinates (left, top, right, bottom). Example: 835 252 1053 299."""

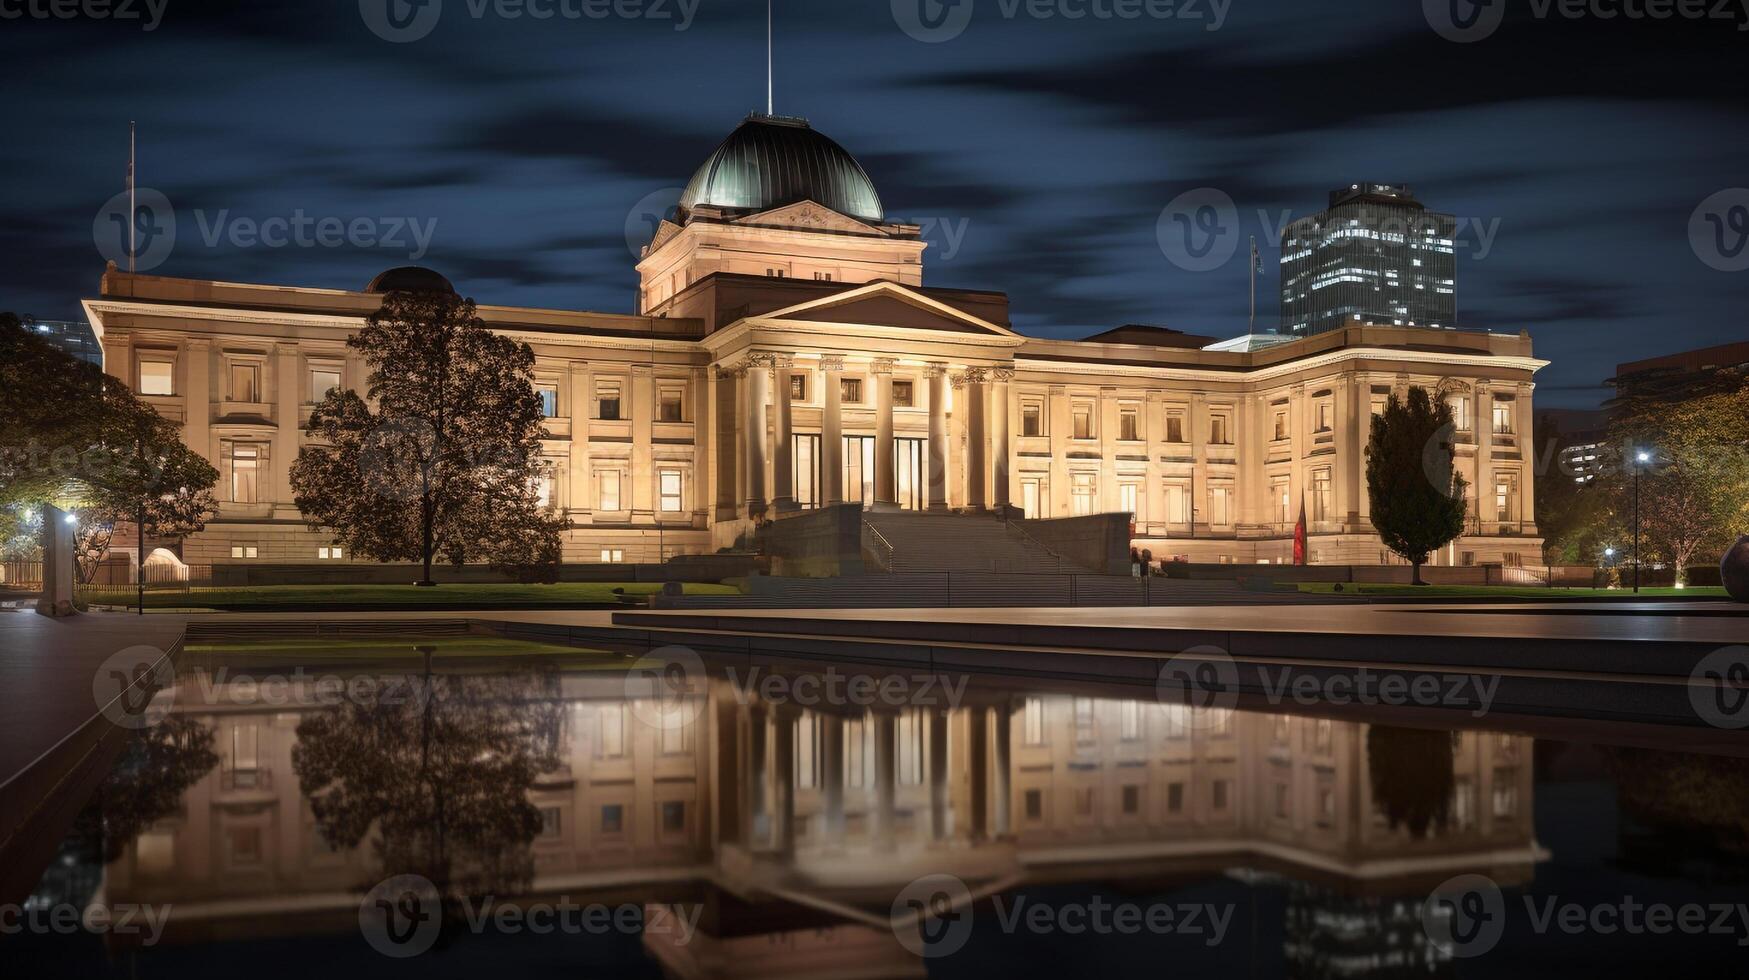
1015 348 1548 385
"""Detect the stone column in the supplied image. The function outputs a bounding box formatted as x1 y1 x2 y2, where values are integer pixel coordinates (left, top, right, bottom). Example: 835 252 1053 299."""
746 701 768 846
631 365 655 521
183 339 212 463
745 357 769 518
820 355 845 505
1475 379 1494 534
960 369 988 510
872 358 897 507
872 710 898 852
990 367 1013 512
772 355 796 513
821 713 846 847
928 710 950 841
272 344 301 518
1518 383 1537 534
991 702 1012 836
967 707 989 839
569 362 594 523
926 364 950 511
771 707 796 858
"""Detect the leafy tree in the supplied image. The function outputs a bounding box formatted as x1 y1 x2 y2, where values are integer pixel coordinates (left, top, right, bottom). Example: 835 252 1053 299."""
1366 725 1457 839
1367 386 1468 585
71 716 220 863
290 291 564 585
1534 412 1616 565
293 654 564 931
1606 377 1749 583
0 313 217 567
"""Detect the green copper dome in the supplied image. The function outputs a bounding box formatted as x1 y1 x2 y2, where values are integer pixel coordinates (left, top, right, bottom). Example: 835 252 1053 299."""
679 114 885 224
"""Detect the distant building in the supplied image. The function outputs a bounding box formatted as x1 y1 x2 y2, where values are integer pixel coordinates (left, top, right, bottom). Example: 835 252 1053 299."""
20 318 103 366
1610 340 1749 403
1539 408 1609 487
1280 183 1457 336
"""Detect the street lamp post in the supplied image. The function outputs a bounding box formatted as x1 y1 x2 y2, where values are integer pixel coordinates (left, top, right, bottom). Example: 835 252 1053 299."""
1632 450 1650 595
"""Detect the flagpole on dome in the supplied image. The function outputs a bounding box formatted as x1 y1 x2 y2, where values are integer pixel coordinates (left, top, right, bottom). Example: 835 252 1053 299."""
766 0 773 116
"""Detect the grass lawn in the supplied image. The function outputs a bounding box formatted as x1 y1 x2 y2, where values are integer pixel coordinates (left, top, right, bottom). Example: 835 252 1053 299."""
87 580 739 611
1295 582 1729 600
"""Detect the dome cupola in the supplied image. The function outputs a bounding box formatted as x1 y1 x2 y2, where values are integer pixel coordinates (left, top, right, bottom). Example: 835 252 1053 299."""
678 114 884 224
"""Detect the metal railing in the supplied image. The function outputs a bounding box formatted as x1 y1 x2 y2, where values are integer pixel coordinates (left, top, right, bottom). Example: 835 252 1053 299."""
1 560 43 591
862 523 896 573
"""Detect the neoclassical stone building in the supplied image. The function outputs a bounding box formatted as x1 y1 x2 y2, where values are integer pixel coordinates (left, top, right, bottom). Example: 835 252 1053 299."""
84 113 1544 569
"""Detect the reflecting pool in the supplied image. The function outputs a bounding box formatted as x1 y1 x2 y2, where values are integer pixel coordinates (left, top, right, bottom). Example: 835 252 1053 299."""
9 638 1749 977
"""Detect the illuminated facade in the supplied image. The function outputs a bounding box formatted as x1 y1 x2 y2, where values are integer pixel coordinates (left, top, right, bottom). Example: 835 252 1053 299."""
83 116 1543 568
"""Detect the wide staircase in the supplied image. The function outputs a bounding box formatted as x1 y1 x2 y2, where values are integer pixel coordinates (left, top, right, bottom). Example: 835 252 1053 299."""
862 511 1091 574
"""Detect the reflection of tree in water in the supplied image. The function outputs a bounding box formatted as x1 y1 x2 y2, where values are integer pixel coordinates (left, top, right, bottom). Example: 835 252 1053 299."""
1366 725 1456 839
1602 746 1749 868
292 651 564 923
35 717 219 908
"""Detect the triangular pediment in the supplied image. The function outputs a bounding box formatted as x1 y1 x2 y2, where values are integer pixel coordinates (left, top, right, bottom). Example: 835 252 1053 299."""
735 199 881 235
646 218 684 254
761 281 1019 338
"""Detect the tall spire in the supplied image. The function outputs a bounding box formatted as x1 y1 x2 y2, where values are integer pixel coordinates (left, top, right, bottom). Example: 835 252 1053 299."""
128 121 136 273
766 0 773 115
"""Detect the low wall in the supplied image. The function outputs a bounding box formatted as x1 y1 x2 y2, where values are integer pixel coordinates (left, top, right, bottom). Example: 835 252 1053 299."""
757 504 866 578
1015 513 1132 576
1160 562 1603 587
204 554 760 587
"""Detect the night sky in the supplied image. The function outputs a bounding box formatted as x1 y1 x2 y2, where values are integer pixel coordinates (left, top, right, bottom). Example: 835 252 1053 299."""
4 0 1746 408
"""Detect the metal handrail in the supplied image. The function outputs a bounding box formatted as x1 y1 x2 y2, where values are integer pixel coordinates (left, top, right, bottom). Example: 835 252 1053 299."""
863 522 897 572
1002 518 1089 574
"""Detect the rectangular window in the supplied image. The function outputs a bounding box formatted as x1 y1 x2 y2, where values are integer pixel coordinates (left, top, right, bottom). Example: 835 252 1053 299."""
892 380 915 408
1311 468 1333 523
317 545 344 560
1023 698 1045 745
598 470 622 511
1119 483 1140 520
840 377 863 404
535 463 555 510
792 433 821 508
229 363 260 403
600 804 624 834
540 807 562 839
1021 478 1043 519
1071 473 1097 516
139 359 174 396
659 469 683 513
230 545 259 559
1122 785 1141 815
1492 402 1513 434
596 381 623 420
1120 700 1141 740
1165 482 1189 525
600 548 625 563
1209 414 1232 445
310 369 342 403
1273 411 1288 441
1271 478 1291 526
789 374 807 402
1025 789 1044 822
1072 403 1094 440
843 436 874 505
812 271 833 281
229 443 263 503
535 385 558 419
1119 407 1139 442
658 386 684 422
1212 779 1230 810
1495 472 1519 522
661 800 686 833
1021 400 1043 437
1449 395 1471 430
1167 783 1185 814
1209 485 1233 527
1165 413 1185 443
599 705 626 757
1315 400 1333 433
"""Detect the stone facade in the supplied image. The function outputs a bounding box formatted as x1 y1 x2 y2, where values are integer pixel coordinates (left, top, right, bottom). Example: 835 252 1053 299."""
82 118 1544 569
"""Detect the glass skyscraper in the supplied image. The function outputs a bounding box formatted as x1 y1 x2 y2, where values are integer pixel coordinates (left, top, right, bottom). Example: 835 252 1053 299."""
1279 183 1456 336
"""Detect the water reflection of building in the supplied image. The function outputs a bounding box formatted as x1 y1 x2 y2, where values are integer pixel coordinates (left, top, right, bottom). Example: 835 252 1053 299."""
97 666 1542 976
